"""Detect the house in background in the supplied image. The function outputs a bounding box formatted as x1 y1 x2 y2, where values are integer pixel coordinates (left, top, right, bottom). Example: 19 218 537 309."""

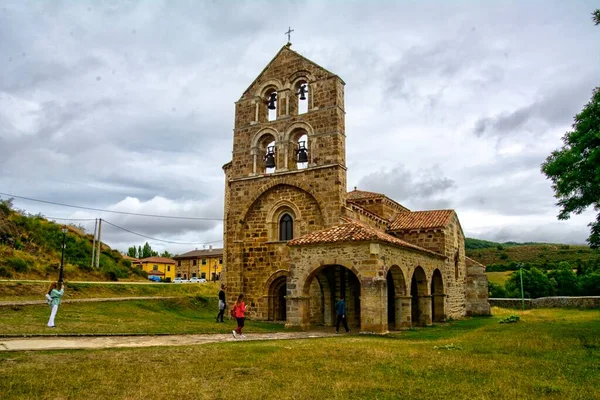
137 256 176 282
173 247 224 281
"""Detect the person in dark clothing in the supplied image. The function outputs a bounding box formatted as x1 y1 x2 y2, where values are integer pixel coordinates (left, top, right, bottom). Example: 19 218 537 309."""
335 295 350 333
215 284 227 323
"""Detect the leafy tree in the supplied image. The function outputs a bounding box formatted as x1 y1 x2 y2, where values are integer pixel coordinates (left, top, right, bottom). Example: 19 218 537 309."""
127 246 137 258
142 242 153 258
547 262 580 296
505 267 556 298
541 10 600 249
488 282 506 298
160 250 172 258
138 246 142 259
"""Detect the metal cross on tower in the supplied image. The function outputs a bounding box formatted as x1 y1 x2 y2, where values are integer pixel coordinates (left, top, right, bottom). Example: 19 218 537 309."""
285 26 294 44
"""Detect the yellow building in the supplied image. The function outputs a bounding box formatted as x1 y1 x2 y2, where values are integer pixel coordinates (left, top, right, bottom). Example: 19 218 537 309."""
137 257 176 282
173 248 224 281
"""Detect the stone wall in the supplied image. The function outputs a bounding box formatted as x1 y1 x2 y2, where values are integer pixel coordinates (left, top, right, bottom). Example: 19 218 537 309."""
490 297 600 309
465 264 491 315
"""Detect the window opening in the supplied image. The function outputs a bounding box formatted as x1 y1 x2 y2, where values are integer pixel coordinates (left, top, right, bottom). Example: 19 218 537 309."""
265 141 276 174
267 90 277 121
297 83 308 114
296 134 308 169
279 213 293 241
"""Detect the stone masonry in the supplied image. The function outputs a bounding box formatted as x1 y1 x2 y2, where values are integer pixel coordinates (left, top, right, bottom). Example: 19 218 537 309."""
222 44 489 334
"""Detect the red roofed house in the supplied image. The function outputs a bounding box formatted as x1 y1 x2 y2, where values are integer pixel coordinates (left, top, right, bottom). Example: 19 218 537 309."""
222 44 489 333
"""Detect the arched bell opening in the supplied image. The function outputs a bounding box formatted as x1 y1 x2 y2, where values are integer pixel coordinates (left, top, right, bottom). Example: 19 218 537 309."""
302 264 361 329
295 80 309 115
431 269 445 322
288 128 310 170
386 265 406 330
296 133 308 170
256 133 277 174
410 266 429 327
268 276 287 322
265 88 278 122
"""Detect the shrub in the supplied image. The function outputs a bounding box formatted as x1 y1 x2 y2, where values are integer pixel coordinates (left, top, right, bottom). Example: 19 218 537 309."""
5 257 31 273
505 267 556 298
488 282 506 298
499 253 509 260
0 266 13 278
499 315 520 324
496 245 504 251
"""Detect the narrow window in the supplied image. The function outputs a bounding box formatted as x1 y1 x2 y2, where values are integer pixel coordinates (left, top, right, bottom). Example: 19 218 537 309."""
279 213 293 241
167 266 171 272
202 258 207 265
177 260 181 267
193 259 197 266
265 141 276 174
297 82 308 114
267 90 277 121
153 265 158 270
219 258 223 264
296 133 308 170
454 250 459 280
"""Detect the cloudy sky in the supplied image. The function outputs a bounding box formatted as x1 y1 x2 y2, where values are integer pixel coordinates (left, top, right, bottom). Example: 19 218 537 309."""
1 0 598 254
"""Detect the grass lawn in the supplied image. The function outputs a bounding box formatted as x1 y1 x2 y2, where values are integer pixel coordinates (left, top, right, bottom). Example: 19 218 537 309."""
1 308 599 399
486 271 514 286
0 297 286 336
0 281 220 301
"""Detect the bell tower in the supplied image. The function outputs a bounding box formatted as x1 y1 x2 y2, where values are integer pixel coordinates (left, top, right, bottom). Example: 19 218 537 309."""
222 44 347 318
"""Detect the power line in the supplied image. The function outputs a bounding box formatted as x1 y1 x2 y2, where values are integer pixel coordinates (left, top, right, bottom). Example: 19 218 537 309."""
44 217 98 221
0 192 223 221
102 219 223 246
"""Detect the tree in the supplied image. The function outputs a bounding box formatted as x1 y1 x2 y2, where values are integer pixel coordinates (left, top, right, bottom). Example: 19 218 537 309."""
127 246 137 258
547 262 579 296
138 246 142 259
541 10 600 249
142 242 153 258
505 267 556 298
160 250 172 258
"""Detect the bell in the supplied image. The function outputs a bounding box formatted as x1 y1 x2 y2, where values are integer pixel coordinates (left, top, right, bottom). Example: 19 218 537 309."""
298 84 307 100
296 141 308 163
267 92 277 110
265 146 276 168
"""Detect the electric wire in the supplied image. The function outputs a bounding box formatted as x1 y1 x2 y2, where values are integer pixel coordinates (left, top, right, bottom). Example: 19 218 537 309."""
102 219 223 246
0 192 223 221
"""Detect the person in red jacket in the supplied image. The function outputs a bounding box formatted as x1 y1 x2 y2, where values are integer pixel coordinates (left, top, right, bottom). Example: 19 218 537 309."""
232 293 246 339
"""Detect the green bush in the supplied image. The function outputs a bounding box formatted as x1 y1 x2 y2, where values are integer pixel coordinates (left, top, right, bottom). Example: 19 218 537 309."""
499 253 509 260
505 267 556 298
499 315 520 324
488 282 506 298
5 257 32 273
0 266 13 278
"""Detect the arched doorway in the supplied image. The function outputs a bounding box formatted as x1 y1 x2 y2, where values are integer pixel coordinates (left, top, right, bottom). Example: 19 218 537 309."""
303 264 361 330
386 265 407 330
268 275 287 321
410 266 429 327
431 269 445 322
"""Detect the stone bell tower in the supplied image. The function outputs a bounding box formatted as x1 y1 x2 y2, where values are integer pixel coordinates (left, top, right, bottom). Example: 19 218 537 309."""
222 44 347 319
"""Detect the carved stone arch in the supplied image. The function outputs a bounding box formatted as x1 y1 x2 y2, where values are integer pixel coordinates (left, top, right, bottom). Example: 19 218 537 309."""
283 121 315 143
285 70 316 89
236 180 325 241
250 128 280 174
266 199 302 241
256 78 284 97
263 269 289 321
410 266 432 327
283 121 315 169
251 127 281 149
299 261 363 296
263 269 289 296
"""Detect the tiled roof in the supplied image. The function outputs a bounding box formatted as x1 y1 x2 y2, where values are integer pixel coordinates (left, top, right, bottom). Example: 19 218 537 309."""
347 189 386 201
466 257 486 270
288 218 443 257
139 257 177 264
389 210 454 231
147 270 165 276
173 248 224 259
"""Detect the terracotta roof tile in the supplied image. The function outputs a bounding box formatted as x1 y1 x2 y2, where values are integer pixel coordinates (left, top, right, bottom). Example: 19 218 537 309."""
389 210 454 231
139 257 177 264
346 189 386 201
288 218 443 257
466 257 486 271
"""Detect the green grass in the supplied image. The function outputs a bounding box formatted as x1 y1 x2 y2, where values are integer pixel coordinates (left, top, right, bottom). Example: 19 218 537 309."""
1 308 599 399
0 281 220 301
0 297 285 336
486 271 513 285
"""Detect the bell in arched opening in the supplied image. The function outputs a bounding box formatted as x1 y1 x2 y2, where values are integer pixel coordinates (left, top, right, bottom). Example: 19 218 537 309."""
267 92 277 110
296 141 308 163
297 84 308 101
265 145 276 168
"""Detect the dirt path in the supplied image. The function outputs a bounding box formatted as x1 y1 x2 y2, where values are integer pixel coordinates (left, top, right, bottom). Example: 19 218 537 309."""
0 331 340 351
0 296 177 307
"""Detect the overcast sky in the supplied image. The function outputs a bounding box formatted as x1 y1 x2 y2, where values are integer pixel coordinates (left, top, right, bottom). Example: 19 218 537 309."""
1 0 598 255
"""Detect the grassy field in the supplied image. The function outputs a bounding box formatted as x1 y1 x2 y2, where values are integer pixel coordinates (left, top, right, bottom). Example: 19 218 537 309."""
0 297 285 336
486 271 513 285
1 308 599 399
0 281 220 301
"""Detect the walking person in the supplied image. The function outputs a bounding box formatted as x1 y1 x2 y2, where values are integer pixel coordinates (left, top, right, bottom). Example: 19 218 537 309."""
231 293 246 339
335 295 351 333
215 284 227 323
47 281 65 328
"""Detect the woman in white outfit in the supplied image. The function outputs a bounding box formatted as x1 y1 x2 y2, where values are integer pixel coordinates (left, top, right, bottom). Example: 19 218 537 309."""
46 281 65 327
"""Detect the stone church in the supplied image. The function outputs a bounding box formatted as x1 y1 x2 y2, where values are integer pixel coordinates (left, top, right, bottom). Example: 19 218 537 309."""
222 44 489 334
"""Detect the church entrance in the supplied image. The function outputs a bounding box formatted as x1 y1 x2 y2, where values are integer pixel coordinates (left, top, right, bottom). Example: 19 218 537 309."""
410 266 428 327
268 276 287 321
386 265 406 330
431 269 445 322
304 264 361 329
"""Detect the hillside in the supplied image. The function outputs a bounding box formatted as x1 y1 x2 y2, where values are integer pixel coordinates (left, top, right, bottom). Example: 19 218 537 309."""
465 238 600 271
0 199 145 281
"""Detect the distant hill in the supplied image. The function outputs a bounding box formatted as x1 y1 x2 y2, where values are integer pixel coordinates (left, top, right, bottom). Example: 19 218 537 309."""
465 238 600 270
0 199 146 281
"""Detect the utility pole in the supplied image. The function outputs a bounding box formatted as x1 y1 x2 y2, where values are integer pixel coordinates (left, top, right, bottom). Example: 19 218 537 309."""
95 218 102 269
519 264 525 310
91 218 98 269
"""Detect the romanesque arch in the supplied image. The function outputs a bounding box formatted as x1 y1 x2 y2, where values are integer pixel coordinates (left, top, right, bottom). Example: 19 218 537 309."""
386 265 407 330
410 266 430 327
431 269 445 322
300 264 361 330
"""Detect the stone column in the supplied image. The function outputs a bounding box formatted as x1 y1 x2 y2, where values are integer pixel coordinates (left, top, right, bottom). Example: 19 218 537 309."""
360 277 387 334
398 295 412 329
285 296 311 330
419 295 433 326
